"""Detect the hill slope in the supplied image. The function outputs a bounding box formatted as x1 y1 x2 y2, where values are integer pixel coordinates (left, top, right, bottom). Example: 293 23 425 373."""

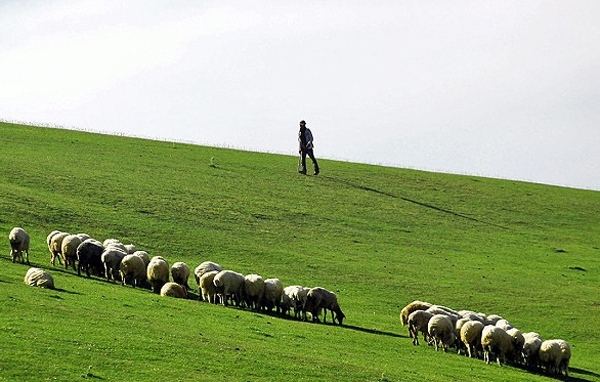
1 122 599 381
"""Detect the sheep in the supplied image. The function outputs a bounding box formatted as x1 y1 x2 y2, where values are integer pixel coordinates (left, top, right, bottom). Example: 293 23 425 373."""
124 244 137 254
506 328 525 364
399 300 433 326
495 319 514 331
485 314 504 326
61 234 86 271
427 314 456 352
119 254 147 288
213 270 245 307
460 320 484 358
454 318 471 355
407 309 433 346
556 339 571 377
458 310 487 323
24 267 54 289
244 274 265 311
147 256 170 294
539 339 563 375
101 247 127 282
9 227 30 265
194 261 222 286
522 332 543 369
262 278 284 314
171 261 191 290
199 270 220 304
304 287 345 325
103 239 128 253
283 285 308 320
49 232 69 266
133 251 150 268
77 239 104 277
160 282 187 298
426 306 459 326
481 325 514 366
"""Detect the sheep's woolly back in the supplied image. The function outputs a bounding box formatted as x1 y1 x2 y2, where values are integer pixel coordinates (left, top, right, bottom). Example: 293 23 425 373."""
427 314 456 351
147 257 170 291
171 262 191 286
244 274 266 308
24 267 55 289
133 251 150 268
460 320 484 357
200 270 219 303
539 340 563 373
194 261 222 284
46 230 62 247
481 325 514 366
160 282 187 298
400 300 433 326
120 254 146 285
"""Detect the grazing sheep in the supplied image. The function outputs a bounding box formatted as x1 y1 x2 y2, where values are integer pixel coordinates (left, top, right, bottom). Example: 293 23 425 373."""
103 239 128 253
49 232 69 266
171 261 191 289
193 261 222 292
426 306 459 325
304 287 345 325
133 251 150 268
458 310 487 323
485 314 504 326
24 267 54 289
407 310 433 345
460 320 485 358
46 230 61 248
495 319 514 331
428 314 456 352
160 282 187 298
481 325 514 366
400 300 433 326
283 285 308 320
213 270 245 307
77 239 104 277
119 254 147 287
263 278 284 314
147 256 170 293
556 339 571 377
506 328 525 364
9 227 30 265
522 332 543 369
124 244 137 254
454 318 471 355
539 340 563 375
199 270 220 304
244 274 265 311
61 234 86 270
101 247 127 282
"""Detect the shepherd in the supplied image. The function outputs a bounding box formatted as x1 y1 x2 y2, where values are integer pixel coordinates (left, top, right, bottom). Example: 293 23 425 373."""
298 120 319 175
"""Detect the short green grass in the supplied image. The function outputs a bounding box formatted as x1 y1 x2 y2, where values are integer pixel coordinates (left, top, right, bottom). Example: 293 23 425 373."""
1 122 599 381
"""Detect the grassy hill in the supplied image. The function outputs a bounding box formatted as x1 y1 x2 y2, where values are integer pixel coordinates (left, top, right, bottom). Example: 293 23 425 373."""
1 121 599 381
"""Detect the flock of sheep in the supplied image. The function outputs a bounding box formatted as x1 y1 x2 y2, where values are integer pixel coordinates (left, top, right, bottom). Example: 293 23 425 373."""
9 227 345 325
399 300 571 378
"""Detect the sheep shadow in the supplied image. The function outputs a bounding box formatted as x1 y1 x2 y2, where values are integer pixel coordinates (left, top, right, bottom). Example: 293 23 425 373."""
338 323 407 339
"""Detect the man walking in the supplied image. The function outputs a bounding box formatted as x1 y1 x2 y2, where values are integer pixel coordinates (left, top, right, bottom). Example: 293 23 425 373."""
298 120 319 175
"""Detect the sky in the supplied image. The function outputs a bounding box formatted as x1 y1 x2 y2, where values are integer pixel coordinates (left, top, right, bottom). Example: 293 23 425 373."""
1 1 599 190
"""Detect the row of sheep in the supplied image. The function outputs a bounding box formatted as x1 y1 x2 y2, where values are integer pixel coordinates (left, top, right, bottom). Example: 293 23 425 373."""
11 228 345 325
400 300 571 378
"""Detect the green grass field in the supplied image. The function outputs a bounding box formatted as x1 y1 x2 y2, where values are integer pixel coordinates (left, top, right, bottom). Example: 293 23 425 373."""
1 121 599 381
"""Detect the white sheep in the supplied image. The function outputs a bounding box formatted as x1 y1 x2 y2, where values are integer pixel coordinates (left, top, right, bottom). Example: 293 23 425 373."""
460 320 484 358
263 278 284 314
495 318 514 331
24 267 54 289
556 339 571 377
481 325 514 366
522 332 543 369
103 239 128 253
61 234 86 271
426 306 459 325
539 339 563 375
283 285 308 320
407 309 433 346
133 251 150 268
49 231 69 266
458 310 487 323
304 287 345 325
200 270 220 304
506 328 525 364
485 314 504 326
244 274 265 311
194 261 222 284
124 244 137 254
101 247 127 282
9 227 30 265
400 300 433 326
171 261 191 289
454 318 471 355
160 282 187 298
147 256 170 294
213 270 245 307
427 314 456 352
119 254 147 287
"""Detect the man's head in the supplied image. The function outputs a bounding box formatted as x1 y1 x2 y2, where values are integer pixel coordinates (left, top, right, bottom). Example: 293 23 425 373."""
299 120 306 126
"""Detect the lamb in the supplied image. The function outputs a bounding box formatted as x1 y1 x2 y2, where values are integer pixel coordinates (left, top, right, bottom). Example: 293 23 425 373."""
171 261 191 289
304 287 345 325
199 270 220 304
160 282 187 298
283 285 308 320
460 320 484 358
556 339 571 377
49 232 69 266
539 339 563 375
213 270 245 307
427 314 456 352
262 278 284 314
522 332 543 369
101 247 127 282
481 325 514 366
24 267 54 289
147 256 170 293
400 300 433 326
61 234 87 270
119 254 147 287
9 227 30 265
407 309 433 345
77 239 105 277
244 274 265 311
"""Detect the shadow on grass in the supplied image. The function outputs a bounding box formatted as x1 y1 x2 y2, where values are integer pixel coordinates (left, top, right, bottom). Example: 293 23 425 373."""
339 323 406 339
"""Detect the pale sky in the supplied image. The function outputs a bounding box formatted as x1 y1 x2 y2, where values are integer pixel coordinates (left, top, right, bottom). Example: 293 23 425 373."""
1 1 599 190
